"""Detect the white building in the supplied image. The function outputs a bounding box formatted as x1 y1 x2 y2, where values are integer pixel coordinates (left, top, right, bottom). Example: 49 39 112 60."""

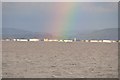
81 40 85 42
49 39 58 42
44 39 59 42
5 39 11 41
29 39 39 41
98 40 103 42
112 40 117 43
52 39 58 42
64 40 73 42
13 39 17 41
58 40 63 42
16 39 28 41
74 38 77 42
118 40 120 42
90 40 98 42
44 39 49 42
85 40 90 42
102 40 112 43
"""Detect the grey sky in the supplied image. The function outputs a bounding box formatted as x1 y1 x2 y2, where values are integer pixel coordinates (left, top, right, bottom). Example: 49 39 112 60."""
2 2 118 33
0 2 1 25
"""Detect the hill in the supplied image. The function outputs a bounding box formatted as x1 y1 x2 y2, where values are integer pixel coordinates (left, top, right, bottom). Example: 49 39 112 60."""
75 28 118 40
2 27 119 40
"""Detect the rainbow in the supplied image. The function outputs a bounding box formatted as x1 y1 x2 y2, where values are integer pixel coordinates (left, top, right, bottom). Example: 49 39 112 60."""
49 3 79 39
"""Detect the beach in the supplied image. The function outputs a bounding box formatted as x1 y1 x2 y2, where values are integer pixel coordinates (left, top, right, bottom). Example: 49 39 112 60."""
2 41 118 78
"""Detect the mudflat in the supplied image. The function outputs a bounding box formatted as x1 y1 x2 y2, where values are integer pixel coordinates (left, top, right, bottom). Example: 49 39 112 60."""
2 41 118 78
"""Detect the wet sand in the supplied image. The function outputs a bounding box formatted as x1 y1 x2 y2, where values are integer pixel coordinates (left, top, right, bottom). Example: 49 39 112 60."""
2 41 118 78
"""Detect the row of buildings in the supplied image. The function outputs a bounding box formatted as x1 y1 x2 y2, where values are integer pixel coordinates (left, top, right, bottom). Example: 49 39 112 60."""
1 38 120 43
1 38 75 42
2 38 39 42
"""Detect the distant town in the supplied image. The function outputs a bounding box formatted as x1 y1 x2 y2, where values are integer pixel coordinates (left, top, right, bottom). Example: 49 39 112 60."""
1 38 120 43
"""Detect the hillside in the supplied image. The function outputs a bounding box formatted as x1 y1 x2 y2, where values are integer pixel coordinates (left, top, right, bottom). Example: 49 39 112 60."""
2 27 119 40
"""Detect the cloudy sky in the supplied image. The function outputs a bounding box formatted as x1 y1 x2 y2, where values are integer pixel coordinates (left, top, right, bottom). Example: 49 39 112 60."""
2 2 118 34
0 2 1 35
